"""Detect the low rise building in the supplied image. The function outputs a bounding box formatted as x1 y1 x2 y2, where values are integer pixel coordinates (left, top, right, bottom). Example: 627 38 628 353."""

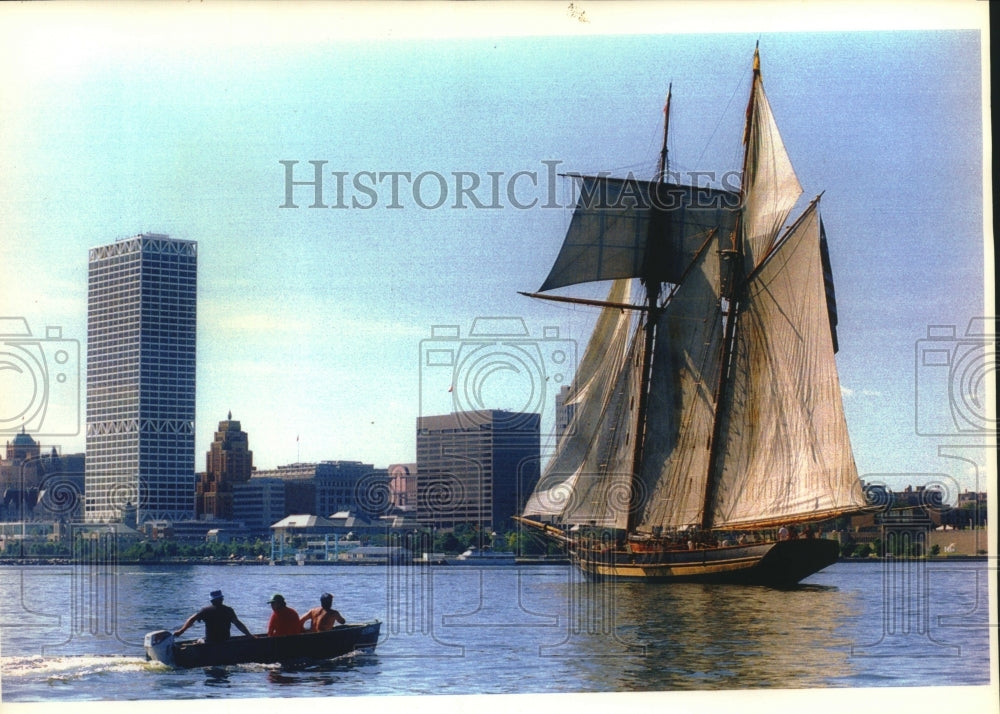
251 461 390 520
233 477 286 535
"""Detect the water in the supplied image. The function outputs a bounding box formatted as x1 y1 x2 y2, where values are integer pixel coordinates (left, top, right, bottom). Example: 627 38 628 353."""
0 560 994 706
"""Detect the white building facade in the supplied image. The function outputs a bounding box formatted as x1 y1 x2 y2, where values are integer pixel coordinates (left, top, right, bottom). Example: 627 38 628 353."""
85 234 197 523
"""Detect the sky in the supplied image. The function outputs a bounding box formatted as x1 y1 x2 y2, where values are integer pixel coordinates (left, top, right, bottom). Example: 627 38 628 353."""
0 2 993 504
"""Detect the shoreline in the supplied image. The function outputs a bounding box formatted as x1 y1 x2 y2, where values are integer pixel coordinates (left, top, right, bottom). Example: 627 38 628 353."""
0 555 986 567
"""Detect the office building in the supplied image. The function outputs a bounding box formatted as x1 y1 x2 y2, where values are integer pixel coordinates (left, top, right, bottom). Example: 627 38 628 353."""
415 410 540 530
555 384 575 440
85 233 197 523
233 477 286 534
196 412 253 520
250 460 388 519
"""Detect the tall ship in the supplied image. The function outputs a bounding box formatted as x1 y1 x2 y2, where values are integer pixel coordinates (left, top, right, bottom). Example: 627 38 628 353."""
516 47 868 585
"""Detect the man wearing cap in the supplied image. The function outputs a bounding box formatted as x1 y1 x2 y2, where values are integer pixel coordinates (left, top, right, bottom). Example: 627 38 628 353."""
174 590 256 643
299 592 346 632
266 593 303 637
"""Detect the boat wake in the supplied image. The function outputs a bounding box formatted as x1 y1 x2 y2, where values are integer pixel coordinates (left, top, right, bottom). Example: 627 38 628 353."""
1 648 381 700
1 653 155 681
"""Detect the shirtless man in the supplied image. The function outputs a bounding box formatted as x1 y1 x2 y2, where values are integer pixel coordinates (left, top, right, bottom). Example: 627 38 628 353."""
299 592 346 632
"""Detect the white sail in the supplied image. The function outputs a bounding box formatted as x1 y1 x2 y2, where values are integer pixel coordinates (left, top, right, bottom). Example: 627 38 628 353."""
740 75 802 269
634 236 725 531
561 329 642 528
563 279 633 409
522 279 636 526
710 203 866 528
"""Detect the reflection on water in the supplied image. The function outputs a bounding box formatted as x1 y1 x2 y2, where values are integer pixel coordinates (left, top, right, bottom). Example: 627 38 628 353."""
203 666 231 687
266 669 299 686
265 653 379 687
0 561 991 700
554 578 860 690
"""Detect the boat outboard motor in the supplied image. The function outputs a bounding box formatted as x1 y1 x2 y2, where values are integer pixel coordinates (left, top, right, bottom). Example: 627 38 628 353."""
144 630 176 665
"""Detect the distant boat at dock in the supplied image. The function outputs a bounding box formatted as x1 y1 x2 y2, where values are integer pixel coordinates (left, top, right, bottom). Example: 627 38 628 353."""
446 547 517 566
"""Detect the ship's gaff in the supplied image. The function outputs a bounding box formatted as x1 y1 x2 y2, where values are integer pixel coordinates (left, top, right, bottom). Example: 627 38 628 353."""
710 203 866 529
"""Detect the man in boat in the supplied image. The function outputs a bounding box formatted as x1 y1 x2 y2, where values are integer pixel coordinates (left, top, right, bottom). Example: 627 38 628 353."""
174 589 256 643
266 593 303 637
299 592 346 632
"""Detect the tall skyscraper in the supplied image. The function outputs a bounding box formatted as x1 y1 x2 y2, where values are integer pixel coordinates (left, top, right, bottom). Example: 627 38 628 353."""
415 410 540 530
196 412 253 520
85 233 197 524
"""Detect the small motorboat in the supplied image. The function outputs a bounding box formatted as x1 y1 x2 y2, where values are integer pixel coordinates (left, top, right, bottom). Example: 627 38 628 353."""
144 620 381 668
447 547 516 566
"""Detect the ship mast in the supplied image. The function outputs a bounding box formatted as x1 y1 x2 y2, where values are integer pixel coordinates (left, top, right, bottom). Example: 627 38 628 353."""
700 45 759 532
659 84 672 183
625 85 671 535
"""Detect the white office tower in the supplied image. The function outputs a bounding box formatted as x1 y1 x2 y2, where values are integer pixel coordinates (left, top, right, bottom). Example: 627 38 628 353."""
85 234 197 524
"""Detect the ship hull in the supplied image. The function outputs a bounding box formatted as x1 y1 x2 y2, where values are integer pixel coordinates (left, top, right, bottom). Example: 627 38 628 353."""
572 538 840 585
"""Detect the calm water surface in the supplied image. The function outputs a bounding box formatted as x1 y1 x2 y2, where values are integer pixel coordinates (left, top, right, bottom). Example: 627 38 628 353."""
0 560 994 704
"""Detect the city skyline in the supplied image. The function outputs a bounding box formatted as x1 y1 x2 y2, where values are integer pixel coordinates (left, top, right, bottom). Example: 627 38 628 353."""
1 4 992 507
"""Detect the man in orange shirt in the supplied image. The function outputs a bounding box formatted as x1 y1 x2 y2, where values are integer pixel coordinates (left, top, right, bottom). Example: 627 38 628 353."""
266 593 302 637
